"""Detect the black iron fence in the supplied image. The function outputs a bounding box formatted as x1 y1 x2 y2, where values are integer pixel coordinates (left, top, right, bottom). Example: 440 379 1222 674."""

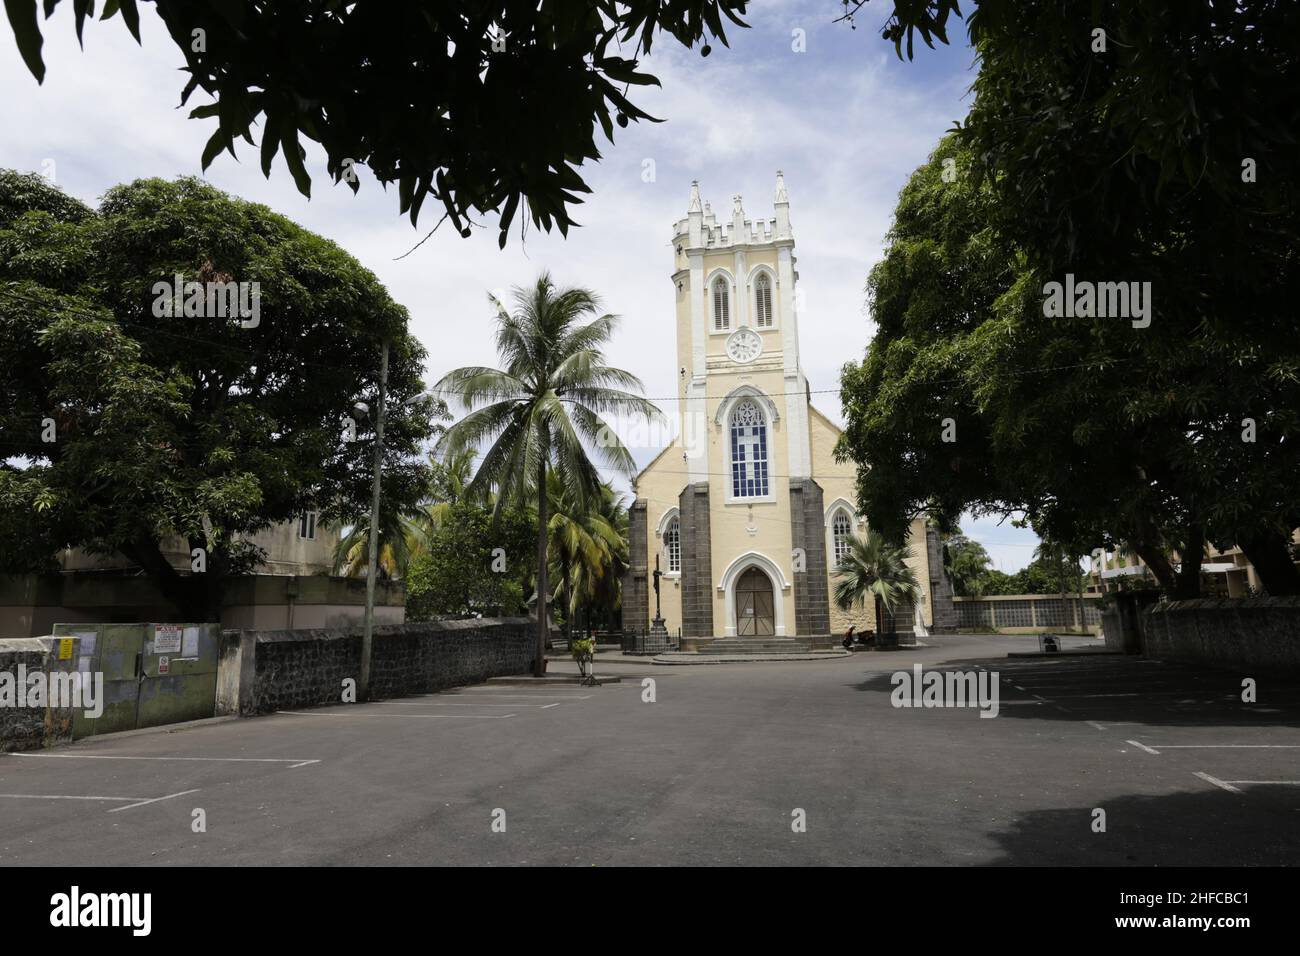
620 627 680 655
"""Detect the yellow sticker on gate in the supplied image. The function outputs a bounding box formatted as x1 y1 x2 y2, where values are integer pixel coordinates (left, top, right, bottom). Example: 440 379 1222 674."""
57 638 74 660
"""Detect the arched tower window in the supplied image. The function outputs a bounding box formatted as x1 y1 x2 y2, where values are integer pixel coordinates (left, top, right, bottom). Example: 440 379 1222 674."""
832 511 853 567
712 276 730 330
730 400 769 498
665 516 681 573
754 273 773 328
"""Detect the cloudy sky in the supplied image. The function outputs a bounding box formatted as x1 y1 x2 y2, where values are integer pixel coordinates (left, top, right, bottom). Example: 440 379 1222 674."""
1 2 1040 571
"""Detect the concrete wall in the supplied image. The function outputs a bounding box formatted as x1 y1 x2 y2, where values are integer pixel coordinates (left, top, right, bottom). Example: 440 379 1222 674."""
1141 597 1300 672
219 617 536 716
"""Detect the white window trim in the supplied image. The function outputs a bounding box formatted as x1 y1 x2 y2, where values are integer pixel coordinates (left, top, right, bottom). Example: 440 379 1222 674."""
705 268 735 334
655 508 682 577
824 499 860 569
725 398 775 504
747 265 779 330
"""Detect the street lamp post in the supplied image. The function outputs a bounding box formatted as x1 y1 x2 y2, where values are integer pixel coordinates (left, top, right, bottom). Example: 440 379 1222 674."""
359 339 389 702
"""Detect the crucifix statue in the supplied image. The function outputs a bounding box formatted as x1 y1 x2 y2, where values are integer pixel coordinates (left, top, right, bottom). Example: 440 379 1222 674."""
652 554 664 622
650 548 670 639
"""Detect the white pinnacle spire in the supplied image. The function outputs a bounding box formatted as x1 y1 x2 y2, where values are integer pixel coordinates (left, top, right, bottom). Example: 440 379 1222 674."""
775 170 789 204
687 180 702 214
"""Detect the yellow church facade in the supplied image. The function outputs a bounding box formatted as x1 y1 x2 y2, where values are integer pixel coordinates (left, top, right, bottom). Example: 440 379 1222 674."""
623 176 952 650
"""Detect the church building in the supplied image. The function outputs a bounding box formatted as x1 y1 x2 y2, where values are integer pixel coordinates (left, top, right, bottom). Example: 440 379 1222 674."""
622 175 953 650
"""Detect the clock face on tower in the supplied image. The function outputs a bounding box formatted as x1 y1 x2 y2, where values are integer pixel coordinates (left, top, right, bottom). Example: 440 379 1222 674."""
725 327 763 364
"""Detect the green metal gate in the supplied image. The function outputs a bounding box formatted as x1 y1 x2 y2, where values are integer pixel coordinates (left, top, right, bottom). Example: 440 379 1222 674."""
51 623 220 739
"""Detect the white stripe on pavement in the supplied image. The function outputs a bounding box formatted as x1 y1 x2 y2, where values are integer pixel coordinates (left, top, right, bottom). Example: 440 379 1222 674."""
106 789 202 813
276 710 516 719
1193 772 1241 793
9 753 319 765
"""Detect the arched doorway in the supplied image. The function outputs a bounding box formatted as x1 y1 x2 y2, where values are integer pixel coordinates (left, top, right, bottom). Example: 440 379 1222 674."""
735 566 775 636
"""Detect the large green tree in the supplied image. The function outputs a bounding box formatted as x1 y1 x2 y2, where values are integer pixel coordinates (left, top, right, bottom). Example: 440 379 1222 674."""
404 500 534 620
435 274 658 675
840 1 1300 595
943 532 994 598
0 171 435 618
6 0 748 248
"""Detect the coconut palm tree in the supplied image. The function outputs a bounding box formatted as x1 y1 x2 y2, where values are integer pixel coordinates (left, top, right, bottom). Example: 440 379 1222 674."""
333 511 421 580
435 273 659 675
544 474 627 642
833 530 920 641
572 481 630 636
408 446 483 557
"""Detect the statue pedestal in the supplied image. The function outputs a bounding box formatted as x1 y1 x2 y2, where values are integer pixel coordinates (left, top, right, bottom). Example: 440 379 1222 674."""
649 616 670 651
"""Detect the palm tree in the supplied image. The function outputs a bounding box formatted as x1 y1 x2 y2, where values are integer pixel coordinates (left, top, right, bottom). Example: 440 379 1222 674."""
545 474 627 642
435 273 659 675
833 530 920 642
408 446 482 557
573 482 630 636
333 511 421 580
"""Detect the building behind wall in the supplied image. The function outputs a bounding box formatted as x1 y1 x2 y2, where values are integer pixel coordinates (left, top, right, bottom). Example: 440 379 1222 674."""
1087 531 1300 597
622 176 953 648
1 514 405 638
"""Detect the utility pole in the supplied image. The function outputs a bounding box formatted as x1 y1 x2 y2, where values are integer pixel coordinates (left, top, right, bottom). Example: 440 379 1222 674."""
359 339 389 701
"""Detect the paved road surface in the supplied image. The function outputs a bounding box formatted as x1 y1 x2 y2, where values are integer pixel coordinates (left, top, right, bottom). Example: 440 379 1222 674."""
2 634 1296 865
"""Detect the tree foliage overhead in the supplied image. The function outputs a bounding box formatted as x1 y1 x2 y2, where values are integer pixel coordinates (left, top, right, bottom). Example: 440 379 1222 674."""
0 170 435 618
5 1 748 248
838 2 1300 596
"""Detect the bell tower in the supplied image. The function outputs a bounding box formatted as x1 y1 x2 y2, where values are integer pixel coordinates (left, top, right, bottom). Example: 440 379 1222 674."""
669 172 812 486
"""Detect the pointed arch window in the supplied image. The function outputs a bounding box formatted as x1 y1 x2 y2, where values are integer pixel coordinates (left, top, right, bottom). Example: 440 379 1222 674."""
665 516 681 573
754 273 773 328
730 400 769 498
712 276 730 330
832 510 853 567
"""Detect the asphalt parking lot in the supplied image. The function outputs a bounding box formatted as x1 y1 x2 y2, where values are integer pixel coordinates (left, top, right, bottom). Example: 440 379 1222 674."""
1 633 1296 866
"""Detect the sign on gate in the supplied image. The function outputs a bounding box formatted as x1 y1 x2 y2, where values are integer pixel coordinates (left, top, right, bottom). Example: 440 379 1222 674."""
51 623 220 739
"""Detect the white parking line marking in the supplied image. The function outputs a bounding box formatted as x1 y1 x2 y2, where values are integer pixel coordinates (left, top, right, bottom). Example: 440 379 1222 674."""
541 703 561 709
1146 745 1300 750
276 710 516 719
9 753 319 765
0 793 149 803
1194 772 1241 793
368 701 528 707
106 789 202 814
1127 740 1161 754
1223 780 1300 786
431 697 595 702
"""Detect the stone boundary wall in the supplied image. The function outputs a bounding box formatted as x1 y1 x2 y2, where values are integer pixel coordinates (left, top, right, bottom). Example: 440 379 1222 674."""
218 617 535 716
1141 597 1300 672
